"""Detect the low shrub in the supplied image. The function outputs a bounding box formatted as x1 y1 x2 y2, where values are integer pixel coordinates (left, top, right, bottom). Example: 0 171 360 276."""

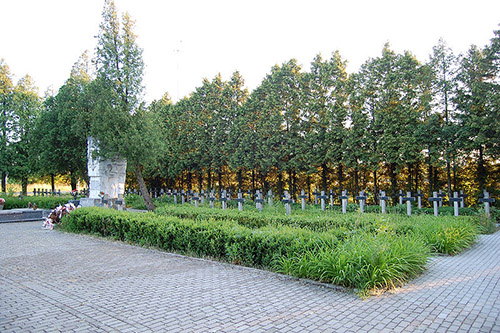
124 193 147 209
371 214 480 255
124 193 180 209
61 208 337 269
277 233 428 292
414 206 479 216
61 205 483 295
413 217 479 255
490 206 500 223
3 195 72 209
155 205 375 233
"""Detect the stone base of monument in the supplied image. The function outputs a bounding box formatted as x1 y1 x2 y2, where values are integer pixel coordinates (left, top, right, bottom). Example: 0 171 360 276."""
79 198 102 207
80 197 125 210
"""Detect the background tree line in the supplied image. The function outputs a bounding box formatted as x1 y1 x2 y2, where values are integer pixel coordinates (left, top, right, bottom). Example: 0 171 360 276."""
1 1 498 206
148 33 500 202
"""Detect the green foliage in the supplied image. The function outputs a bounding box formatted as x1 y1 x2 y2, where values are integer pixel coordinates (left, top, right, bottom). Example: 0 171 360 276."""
61 203 484 295
3 195 73 209
124 193 146 209
3 74 42 193
279 234 428 292
61 207 334 269
3 15 500 212
155 204 372 234
31 57 91 187
90 0 161 211
409 216 479 255
0 59 15 192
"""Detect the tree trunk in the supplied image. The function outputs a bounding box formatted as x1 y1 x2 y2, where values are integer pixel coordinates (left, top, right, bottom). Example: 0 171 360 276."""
354 165 359 196
70 171 77 191
389 163 397 202
337 164 344 193
207 169 212 192
51 173 55 194
237 169 243 190
428 164 433 194
353 162 359 196
427 147 433 194
252 169 256 193
218 170 222 192
261 171 268 193
307 174 311 203
277 172 283 196
321 163 328 192
22 176 28 196
2 171 6 193
446 160 452 199
135 164 155 211
373 169 378 204
187 171 192 191
288 169 293 194
433 167 438 192
452 155 458 192
198 173 203 192
407 164 413 193
478 145 486 191
415 163 420 194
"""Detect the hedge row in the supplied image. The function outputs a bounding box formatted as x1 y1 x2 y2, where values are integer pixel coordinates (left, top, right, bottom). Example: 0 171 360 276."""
61 208 433 293
61 208 338 269
155 205 374 233
155 204 482 254
2 195 73 209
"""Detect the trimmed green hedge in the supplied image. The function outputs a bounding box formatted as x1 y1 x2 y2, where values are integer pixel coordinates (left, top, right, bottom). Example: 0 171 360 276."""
61 207 483 294
155 205 376 233
156 205 481 254
61 208 337 269
2 195 73 209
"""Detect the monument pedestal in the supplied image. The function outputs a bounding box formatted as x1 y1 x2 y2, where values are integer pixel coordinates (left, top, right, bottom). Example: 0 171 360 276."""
86 137 127 208
79 198 102 208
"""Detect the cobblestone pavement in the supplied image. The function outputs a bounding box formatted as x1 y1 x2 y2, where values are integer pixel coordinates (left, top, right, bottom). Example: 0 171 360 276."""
1 222 499 332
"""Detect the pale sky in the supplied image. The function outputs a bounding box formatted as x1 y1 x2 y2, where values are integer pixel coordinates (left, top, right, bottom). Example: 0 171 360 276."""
1 0 499 103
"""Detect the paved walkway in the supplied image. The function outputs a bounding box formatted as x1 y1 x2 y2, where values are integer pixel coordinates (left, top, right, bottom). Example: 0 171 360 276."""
1 222 499 332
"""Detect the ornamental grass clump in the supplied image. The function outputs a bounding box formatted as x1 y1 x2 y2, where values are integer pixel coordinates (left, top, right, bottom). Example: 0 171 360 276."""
276 233 428 294
411 216 479 255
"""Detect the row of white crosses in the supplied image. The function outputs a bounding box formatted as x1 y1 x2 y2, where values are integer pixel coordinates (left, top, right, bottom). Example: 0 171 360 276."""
33 188 62 197
192 189 271 212
157 187 495 218
382 190 460 217
479 190 496 218
325 188 494 218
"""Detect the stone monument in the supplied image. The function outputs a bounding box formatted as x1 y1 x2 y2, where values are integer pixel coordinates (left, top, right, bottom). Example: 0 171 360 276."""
80 137 127 207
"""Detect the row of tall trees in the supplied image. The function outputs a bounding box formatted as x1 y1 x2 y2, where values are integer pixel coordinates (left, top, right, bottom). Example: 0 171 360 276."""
0 59 42 194
1 0 160 209
153 33 500 200
1 0 498 208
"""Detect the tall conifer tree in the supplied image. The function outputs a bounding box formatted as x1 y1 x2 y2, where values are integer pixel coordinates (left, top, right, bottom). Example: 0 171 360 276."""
92 0 160 210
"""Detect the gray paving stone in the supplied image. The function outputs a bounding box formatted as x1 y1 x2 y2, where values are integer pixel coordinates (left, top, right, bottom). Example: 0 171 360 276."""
1 222 500 332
